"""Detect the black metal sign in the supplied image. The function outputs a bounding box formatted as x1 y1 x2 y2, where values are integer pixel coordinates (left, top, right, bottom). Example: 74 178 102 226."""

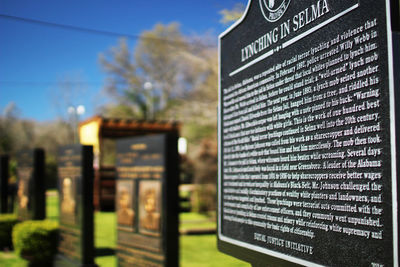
16 149 45 221
218 0 399 266
115 134 179 267
56 144 95 266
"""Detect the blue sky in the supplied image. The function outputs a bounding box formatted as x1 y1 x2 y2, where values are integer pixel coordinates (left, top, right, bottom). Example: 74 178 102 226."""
0 0 247 121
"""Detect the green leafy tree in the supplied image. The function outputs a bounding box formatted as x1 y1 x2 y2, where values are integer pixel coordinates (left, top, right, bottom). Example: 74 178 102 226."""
98 23 215 121
99 23 189 120
99 39 144 118
135 23 188 113
1 102 73 188
0 103 34 154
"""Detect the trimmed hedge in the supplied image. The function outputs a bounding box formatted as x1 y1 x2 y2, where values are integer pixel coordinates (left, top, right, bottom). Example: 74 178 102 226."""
0 213 18 249
12 220 59 265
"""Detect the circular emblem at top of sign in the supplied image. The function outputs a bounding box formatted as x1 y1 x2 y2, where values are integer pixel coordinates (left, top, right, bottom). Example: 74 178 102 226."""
259 0 291 22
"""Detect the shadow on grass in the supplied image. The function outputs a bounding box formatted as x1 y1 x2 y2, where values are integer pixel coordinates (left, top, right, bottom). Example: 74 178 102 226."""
96 247 115 257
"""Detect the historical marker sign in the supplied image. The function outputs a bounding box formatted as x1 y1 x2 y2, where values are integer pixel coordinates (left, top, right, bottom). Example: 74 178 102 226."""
115 134 179 267
16 149 45 221
56 145 95 267
218 0 399 266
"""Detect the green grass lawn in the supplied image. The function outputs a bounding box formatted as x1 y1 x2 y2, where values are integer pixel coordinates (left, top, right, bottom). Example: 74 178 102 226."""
180 212 216 231
95 212 116 267
0 251 28 267
181 235 248 267
0 191 248 267
46 190 59 221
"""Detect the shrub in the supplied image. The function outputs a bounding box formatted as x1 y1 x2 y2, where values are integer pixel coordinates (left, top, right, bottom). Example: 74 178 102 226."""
12 220 59 265
0 213 18 249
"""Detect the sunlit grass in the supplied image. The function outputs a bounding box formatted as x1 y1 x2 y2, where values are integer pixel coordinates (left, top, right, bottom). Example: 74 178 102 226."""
0 251 28 267
180 212 216 232
95 212 116 267
181 235 248 267
46 190 59 221
180 212 214 221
